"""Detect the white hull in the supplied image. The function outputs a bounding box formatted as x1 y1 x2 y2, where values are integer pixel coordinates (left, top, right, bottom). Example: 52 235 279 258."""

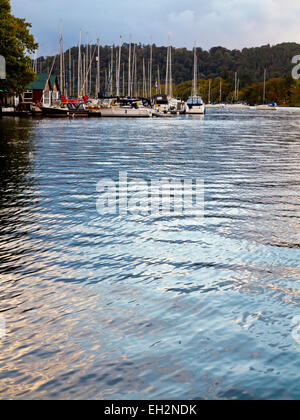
255 105 278 111
185 105 206 115
100 107 152 118
206 104 226 109
225 104 250 109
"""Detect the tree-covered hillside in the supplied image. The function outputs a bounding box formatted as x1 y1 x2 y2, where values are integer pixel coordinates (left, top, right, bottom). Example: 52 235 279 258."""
37 41 300 93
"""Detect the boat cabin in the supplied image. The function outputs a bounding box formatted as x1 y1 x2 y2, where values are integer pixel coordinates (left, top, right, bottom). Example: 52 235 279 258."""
186 96 204 108
152 94 169 105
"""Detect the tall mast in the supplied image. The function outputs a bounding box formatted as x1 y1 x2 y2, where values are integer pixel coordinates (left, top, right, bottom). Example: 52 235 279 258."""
60 20 63 95
116 36 122 96
134 49 137 97
122 62 125 96
96 39 100 97
165 45 169 96
193 46 198 96
208 79 211 104
263 68 266 104
169 43 173 97
143 58 146 97
89 37 92 96
158 66 161 94
128 34 132 97
149 43 153 98
110 46 114 96
86 33 88 94
131 43 136 96
78 30 82 97
68 48 71 97
234 72 238 102
220 79 222 103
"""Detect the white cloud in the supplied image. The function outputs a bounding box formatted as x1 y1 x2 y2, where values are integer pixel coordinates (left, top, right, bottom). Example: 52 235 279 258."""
10 0 300 55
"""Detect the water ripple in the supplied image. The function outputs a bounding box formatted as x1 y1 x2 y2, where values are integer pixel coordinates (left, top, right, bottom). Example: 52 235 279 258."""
0 110 299 399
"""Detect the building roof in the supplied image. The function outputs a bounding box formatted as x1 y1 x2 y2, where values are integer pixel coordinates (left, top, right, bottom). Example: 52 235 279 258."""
27 73 59 91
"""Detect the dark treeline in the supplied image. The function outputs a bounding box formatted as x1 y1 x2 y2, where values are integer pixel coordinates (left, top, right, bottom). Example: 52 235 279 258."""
37 42 299 85
34 42 300 105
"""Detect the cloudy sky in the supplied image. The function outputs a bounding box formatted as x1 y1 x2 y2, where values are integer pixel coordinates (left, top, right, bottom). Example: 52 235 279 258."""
11 0 300 56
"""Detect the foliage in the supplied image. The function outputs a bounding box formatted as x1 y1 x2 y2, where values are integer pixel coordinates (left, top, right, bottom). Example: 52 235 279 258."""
39 41 300 92
0 0 38 95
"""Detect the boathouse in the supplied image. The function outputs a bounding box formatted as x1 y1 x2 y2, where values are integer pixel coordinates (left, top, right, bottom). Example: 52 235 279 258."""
23 73 60 107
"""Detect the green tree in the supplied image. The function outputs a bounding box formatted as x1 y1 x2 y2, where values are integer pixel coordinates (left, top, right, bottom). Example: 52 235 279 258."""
0 0 37 95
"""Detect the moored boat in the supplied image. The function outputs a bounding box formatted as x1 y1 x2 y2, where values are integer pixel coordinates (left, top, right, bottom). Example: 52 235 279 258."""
90 98 153 118
41 102 89 118
185 46 206 115
185 96 206 114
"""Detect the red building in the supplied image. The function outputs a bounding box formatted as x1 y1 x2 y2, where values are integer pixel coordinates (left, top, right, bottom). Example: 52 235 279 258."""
23 73 60 107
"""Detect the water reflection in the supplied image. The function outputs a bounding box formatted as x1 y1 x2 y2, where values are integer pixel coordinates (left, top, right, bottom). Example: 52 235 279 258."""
0 111 299 400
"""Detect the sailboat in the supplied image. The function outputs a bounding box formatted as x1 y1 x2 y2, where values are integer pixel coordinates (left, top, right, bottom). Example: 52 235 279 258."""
225 73 250 109
255 69 278 110
184 46 205 114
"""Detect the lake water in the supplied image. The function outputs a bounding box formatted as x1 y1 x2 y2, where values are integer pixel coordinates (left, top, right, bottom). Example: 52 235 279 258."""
0 109 299 400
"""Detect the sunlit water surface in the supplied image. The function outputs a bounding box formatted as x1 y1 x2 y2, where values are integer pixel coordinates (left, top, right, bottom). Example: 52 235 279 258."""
0 109 299 400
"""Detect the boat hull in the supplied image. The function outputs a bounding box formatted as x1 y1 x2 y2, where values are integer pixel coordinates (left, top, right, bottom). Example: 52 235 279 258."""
255 105 278 111
100 108 152 118
41 107 89 118
185 106 206 115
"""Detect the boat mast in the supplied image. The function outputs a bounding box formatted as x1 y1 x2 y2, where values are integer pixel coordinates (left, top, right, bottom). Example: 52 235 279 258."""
208 79 211 104
134 48 137 97
158 65 161 94
68 48 71 97
86 33 88 95
116 36 122 96
193 46 198 96
165 45 169 96
89 37 92 96
169 43 173 97
143 58 146 97
220 79 222 103
131 44 136 97
128 35 132 97
60 20 63 96
263 68 266 104
78 30 82 97
234 72 238 102
149 43 153 98
122 62 125 96
96 39 100 97
110 46 114 96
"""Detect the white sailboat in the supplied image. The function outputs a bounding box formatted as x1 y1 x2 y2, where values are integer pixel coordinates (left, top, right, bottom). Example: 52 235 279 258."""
185 46 205 114
255 69 278 110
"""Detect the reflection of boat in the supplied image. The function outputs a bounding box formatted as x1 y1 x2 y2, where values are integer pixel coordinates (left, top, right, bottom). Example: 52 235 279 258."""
185 47 206 115
41 102 89 117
